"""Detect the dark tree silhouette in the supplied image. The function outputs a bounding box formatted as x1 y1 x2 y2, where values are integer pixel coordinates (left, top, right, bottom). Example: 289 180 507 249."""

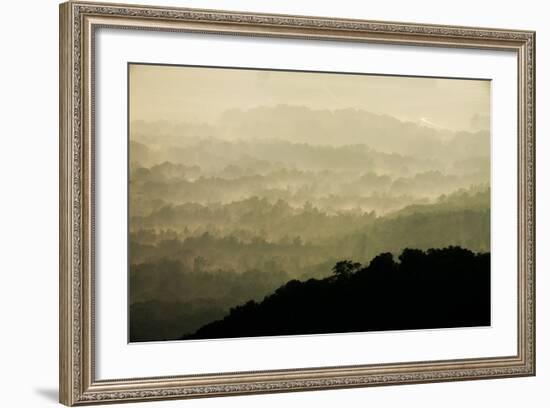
181 246 490 340
331 260 362 278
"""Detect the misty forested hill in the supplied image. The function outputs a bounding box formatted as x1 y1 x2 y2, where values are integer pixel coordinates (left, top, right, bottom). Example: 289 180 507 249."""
129 198 489 341
130 187 489 271
128 108 491 342
182 246 490 340
132 106 489 161
129 137 488 211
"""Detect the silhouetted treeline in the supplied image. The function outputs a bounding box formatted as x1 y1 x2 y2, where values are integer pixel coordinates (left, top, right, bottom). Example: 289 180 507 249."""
129 188 490 342
182 246 490 340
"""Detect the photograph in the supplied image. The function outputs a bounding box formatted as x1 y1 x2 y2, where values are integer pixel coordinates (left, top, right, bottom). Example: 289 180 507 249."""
57 2 536 405
128 64 492 343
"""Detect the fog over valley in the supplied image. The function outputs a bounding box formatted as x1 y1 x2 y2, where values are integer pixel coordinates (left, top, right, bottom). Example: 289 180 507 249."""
128 64 491 342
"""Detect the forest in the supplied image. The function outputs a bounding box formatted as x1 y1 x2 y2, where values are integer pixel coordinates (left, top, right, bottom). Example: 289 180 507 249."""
182 246 491 340
129 105 491 342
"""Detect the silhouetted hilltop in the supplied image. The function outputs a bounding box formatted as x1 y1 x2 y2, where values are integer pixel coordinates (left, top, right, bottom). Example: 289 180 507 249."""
182 246 490 340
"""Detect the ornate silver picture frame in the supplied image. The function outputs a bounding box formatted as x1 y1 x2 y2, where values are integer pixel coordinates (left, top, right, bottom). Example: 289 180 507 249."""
59 1 535 405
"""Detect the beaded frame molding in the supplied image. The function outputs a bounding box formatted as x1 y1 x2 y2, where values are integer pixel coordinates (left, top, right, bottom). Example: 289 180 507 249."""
59 1 535 405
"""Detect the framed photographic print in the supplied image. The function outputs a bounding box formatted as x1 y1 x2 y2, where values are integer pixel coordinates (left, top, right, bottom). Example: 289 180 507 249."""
59 1 536 405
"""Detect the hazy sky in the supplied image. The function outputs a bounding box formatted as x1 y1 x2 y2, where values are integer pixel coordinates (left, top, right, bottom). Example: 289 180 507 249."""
129 63 490 132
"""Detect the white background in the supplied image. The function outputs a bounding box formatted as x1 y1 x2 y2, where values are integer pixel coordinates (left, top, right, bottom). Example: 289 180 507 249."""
0 0 547 407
